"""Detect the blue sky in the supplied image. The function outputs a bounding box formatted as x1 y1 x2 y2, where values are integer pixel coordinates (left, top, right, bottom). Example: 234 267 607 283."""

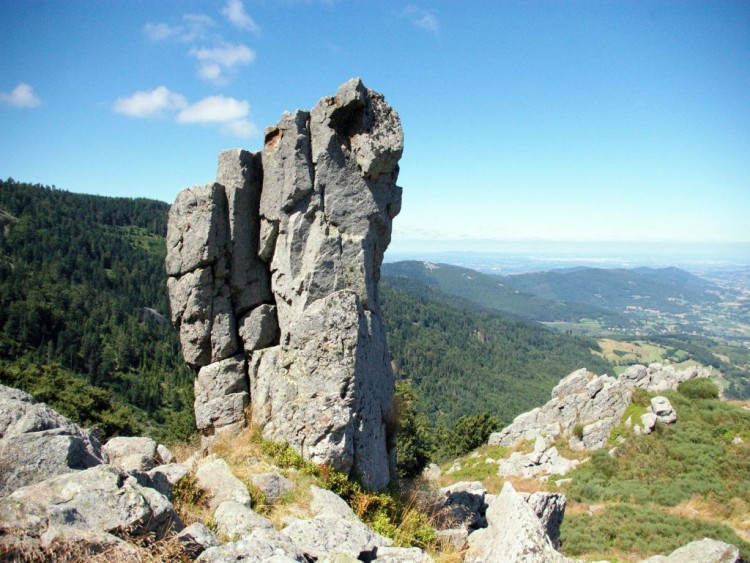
1 1 749 252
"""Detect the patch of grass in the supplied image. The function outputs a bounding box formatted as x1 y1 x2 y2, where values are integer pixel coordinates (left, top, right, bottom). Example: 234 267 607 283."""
172 472 213 527
561 504 750 560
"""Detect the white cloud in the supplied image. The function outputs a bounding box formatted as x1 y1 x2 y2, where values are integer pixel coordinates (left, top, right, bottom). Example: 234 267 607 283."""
415 13 438 32
401 5 439 33
176 95 249 124
113 86 187 118
222 0 260 33
143 14 215 43
221 118 258 138
189 43 255 83
0 83 42 108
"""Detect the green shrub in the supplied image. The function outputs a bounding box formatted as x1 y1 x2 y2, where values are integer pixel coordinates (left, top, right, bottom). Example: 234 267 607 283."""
561 504 750 560
573 423 585 440
678 378 720 400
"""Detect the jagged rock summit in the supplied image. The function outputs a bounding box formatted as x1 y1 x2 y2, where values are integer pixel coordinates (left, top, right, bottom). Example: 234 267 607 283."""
166 78 403 490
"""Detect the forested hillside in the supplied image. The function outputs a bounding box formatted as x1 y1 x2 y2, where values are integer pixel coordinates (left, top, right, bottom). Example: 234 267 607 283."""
381 276 614 426
506 266 721 314
382 260 628 326
0 179 193 441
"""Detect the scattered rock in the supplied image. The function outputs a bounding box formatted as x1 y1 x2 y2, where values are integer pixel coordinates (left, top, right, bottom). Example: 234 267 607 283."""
310 485 359 521
103 436 159 472
466 482 571 562
640 412 658 434
373 546 433 562
248 472 295 503
198 527 307 562
498 438 579 479
651 396 677 424
732 436 744 445
0 385 104 497
195 456 251 510
178 522 220 559
282 515 392 560
214 500 273 540
0 465 178 546
145 463 189 499
422 463 441 480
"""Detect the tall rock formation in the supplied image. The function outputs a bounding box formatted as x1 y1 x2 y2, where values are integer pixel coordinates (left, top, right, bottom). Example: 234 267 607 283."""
166 78 403 490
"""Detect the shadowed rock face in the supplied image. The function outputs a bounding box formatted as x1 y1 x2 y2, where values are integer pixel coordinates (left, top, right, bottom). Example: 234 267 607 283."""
166 79 403 490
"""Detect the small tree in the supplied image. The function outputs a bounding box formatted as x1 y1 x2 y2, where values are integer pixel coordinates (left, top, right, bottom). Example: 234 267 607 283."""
394 381 434 479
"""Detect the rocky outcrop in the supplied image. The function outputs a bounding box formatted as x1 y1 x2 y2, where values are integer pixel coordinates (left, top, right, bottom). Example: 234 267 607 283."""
489 363 708 451
641 538 742 563
166 78 403 490
0 384 103 497
465 482 572 563
497 436 580 479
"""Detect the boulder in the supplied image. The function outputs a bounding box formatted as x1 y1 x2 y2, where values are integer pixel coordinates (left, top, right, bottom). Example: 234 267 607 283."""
651 396 677 424
198 527 307 562
103 436 159 472
372 546 433 562
195 456 251 510
144 463 189 499
430 481 486 530
214 500 273 540
178 522 221 559
282 515 392 560
248 472 295 503
0 465 177 543
309 485 359 521
640 538 741 562
466 482 572 563
0 384 103 497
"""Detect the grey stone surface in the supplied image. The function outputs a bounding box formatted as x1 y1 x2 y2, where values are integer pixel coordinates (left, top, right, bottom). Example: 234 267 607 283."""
429 481 487 530
145 463 189 500
498 437 579 479
309 485 359 521
198 527 307 562
166 80 403 489
178 522 220 559
373 546 433 562
0 384 103 497
239 304 279 353
248 472 294 503
640 538 741 563
651 396 677 424
214 500 273 540
282 515 392 560
194 354 249 434
521 491 567 548
103 436 159 473
466 482 572 563
0 465 177 540
195 456 251 510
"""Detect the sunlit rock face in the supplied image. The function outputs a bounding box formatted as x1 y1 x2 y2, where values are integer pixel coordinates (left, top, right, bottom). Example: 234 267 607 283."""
166 79 403 490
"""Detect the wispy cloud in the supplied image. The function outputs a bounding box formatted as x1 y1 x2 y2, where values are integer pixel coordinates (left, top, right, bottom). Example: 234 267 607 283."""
222 0 260 34
189 42 255 84
114 88 256 139
0 83 42 108
143 14 215 43
401 5 439 33
176 95 249 124
113 86 187 118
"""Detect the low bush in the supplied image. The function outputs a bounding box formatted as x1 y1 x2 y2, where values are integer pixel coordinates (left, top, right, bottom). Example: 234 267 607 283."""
561 504 750 560
678 378 720 400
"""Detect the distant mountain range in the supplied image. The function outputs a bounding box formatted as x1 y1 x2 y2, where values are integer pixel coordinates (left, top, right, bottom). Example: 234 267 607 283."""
383 261 722 323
